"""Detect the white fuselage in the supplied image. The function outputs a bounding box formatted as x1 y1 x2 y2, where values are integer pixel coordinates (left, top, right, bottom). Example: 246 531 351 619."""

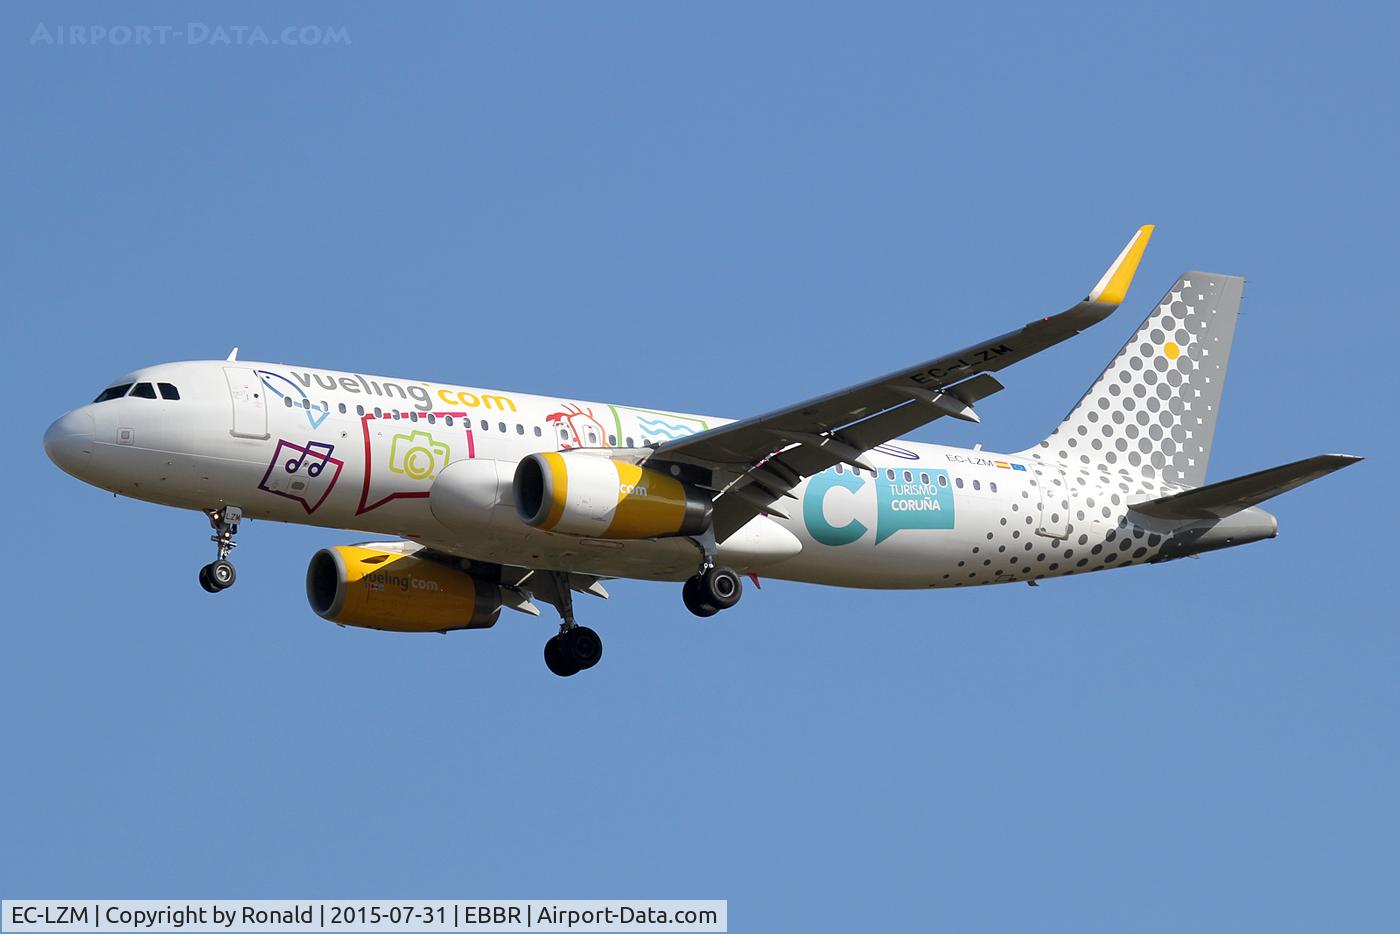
44 359 1272 589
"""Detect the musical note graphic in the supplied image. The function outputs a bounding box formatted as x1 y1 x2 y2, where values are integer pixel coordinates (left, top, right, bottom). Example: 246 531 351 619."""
284 441 336 478
258 439 344 514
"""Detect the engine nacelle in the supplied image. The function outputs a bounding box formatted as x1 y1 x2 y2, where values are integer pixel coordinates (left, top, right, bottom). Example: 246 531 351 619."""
428 457 519 534
514 452 711 539
306 545 501 632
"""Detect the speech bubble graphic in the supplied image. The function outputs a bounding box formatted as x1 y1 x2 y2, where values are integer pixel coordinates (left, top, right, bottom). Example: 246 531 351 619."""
803 467 955 546
875 469 954 543
357 412 475 514
258 439 343 513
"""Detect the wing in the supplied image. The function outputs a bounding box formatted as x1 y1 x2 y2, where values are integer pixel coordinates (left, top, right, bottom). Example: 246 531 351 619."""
647 225 1155 538
417 546 610 617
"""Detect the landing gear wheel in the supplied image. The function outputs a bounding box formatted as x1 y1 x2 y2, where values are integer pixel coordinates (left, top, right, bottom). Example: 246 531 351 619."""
560 626 603 671
207 559 236 590
540 572 604 676
699 565 742 609
544 634 580 677
682 577 720 618
198 565 218 593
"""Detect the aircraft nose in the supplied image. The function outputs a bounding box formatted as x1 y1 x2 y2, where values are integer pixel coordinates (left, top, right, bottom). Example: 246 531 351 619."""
44 409 96 477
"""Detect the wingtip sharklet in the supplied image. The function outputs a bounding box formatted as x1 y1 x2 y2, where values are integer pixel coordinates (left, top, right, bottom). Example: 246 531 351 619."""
1087 224 1154 306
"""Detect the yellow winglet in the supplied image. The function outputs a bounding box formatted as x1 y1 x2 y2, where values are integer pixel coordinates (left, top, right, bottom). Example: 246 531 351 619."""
1087 224 1154 306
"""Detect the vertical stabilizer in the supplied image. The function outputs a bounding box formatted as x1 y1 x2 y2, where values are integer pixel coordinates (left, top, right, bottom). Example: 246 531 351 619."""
1022 272 1244 487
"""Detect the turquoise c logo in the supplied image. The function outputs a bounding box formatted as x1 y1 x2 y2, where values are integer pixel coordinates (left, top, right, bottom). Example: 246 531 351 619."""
803 470 868 546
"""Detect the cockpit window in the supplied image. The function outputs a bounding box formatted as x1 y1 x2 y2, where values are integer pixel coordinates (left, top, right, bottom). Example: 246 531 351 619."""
158 382 180 400
130 382 158 399
93 384 133 403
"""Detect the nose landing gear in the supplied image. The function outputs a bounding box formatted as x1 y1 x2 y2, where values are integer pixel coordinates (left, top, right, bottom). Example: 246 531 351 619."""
198 506 242 593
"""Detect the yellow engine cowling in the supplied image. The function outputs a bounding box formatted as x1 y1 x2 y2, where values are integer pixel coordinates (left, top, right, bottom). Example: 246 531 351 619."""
305 545 501 632
514 452 712 539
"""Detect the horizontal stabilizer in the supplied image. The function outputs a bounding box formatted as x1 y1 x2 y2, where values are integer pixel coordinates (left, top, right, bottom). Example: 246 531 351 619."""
1129 454 1362 520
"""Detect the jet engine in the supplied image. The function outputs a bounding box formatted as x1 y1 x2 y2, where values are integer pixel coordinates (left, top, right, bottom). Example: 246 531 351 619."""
514 451 711 539
305 544 501 632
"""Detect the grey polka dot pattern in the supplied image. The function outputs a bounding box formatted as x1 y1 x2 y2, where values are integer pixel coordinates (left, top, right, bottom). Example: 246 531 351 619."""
1022 272 1244 487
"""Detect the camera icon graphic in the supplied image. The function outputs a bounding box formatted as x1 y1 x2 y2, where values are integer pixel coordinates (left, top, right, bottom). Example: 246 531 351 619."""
388 430 450 481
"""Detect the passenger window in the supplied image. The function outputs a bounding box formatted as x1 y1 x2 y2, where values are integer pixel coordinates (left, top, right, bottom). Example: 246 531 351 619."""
373 406 383 418
284 396 294 408
920 472 930 485
444 415 454 426
973 479 981 491
955 477 964 489
516 424 525 435
937 474 948 487
498 422 506 433
481 421 490 432
131 383 157 399
586 429 598 445
534 426 542 437
356 405 365 417
608 434 617 446
93 384 133 403
835 464 845 474
462 418 470 428
625 436 634 447
427 413 436 424
885 469 895 481
990 482 998 493
903 470 913 482
302 399 311 409
158 382 180 400
409 411 419 422
339 403 347 414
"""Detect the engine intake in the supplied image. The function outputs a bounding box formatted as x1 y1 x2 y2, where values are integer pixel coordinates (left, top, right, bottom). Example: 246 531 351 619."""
514 452 711 539
306 545 501 632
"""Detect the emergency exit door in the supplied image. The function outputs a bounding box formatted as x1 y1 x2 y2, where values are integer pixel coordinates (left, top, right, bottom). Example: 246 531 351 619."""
1034 465 1071 539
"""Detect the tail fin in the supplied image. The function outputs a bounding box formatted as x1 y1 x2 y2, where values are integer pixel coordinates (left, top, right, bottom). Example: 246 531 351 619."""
1023 272 1245 487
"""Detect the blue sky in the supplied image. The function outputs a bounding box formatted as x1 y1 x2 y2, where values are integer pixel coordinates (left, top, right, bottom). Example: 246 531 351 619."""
3 2 1397 930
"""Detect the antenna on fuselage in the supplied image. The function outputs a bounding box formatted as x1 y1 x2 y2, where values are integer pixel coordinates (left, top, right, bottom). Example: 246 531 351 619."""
226 347 239 362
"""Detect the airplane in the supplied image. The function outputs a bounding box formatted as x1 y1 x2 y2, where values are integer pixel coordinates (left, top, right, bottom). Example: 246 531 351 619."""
43 226 1361 676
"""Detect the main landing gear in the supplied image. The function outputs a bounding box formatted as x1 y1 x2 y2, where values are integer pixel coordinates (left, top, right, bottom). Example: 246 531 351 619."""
198 506 242 593
682 565 743 618
543 572 603 678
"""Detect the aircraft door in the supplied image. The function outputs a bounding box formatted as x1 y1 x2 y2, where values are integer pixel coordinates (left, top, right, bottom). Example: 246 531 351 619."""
1034 465 1070 539
224 367 269 440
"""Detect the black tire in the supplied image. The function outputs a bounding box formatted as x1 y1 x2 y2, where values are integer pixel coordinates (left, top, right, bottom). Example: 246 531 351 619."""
198 565 218 593
682 577 719 618
209 559 236 590
544 635 580 677
700 566 742 610
561 626 603 671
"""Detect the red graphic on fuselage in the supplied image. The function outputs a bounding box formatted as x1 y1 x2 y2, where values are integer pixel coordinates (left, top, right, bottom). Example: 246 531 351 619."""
356 411 475 515
546 403 608 449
